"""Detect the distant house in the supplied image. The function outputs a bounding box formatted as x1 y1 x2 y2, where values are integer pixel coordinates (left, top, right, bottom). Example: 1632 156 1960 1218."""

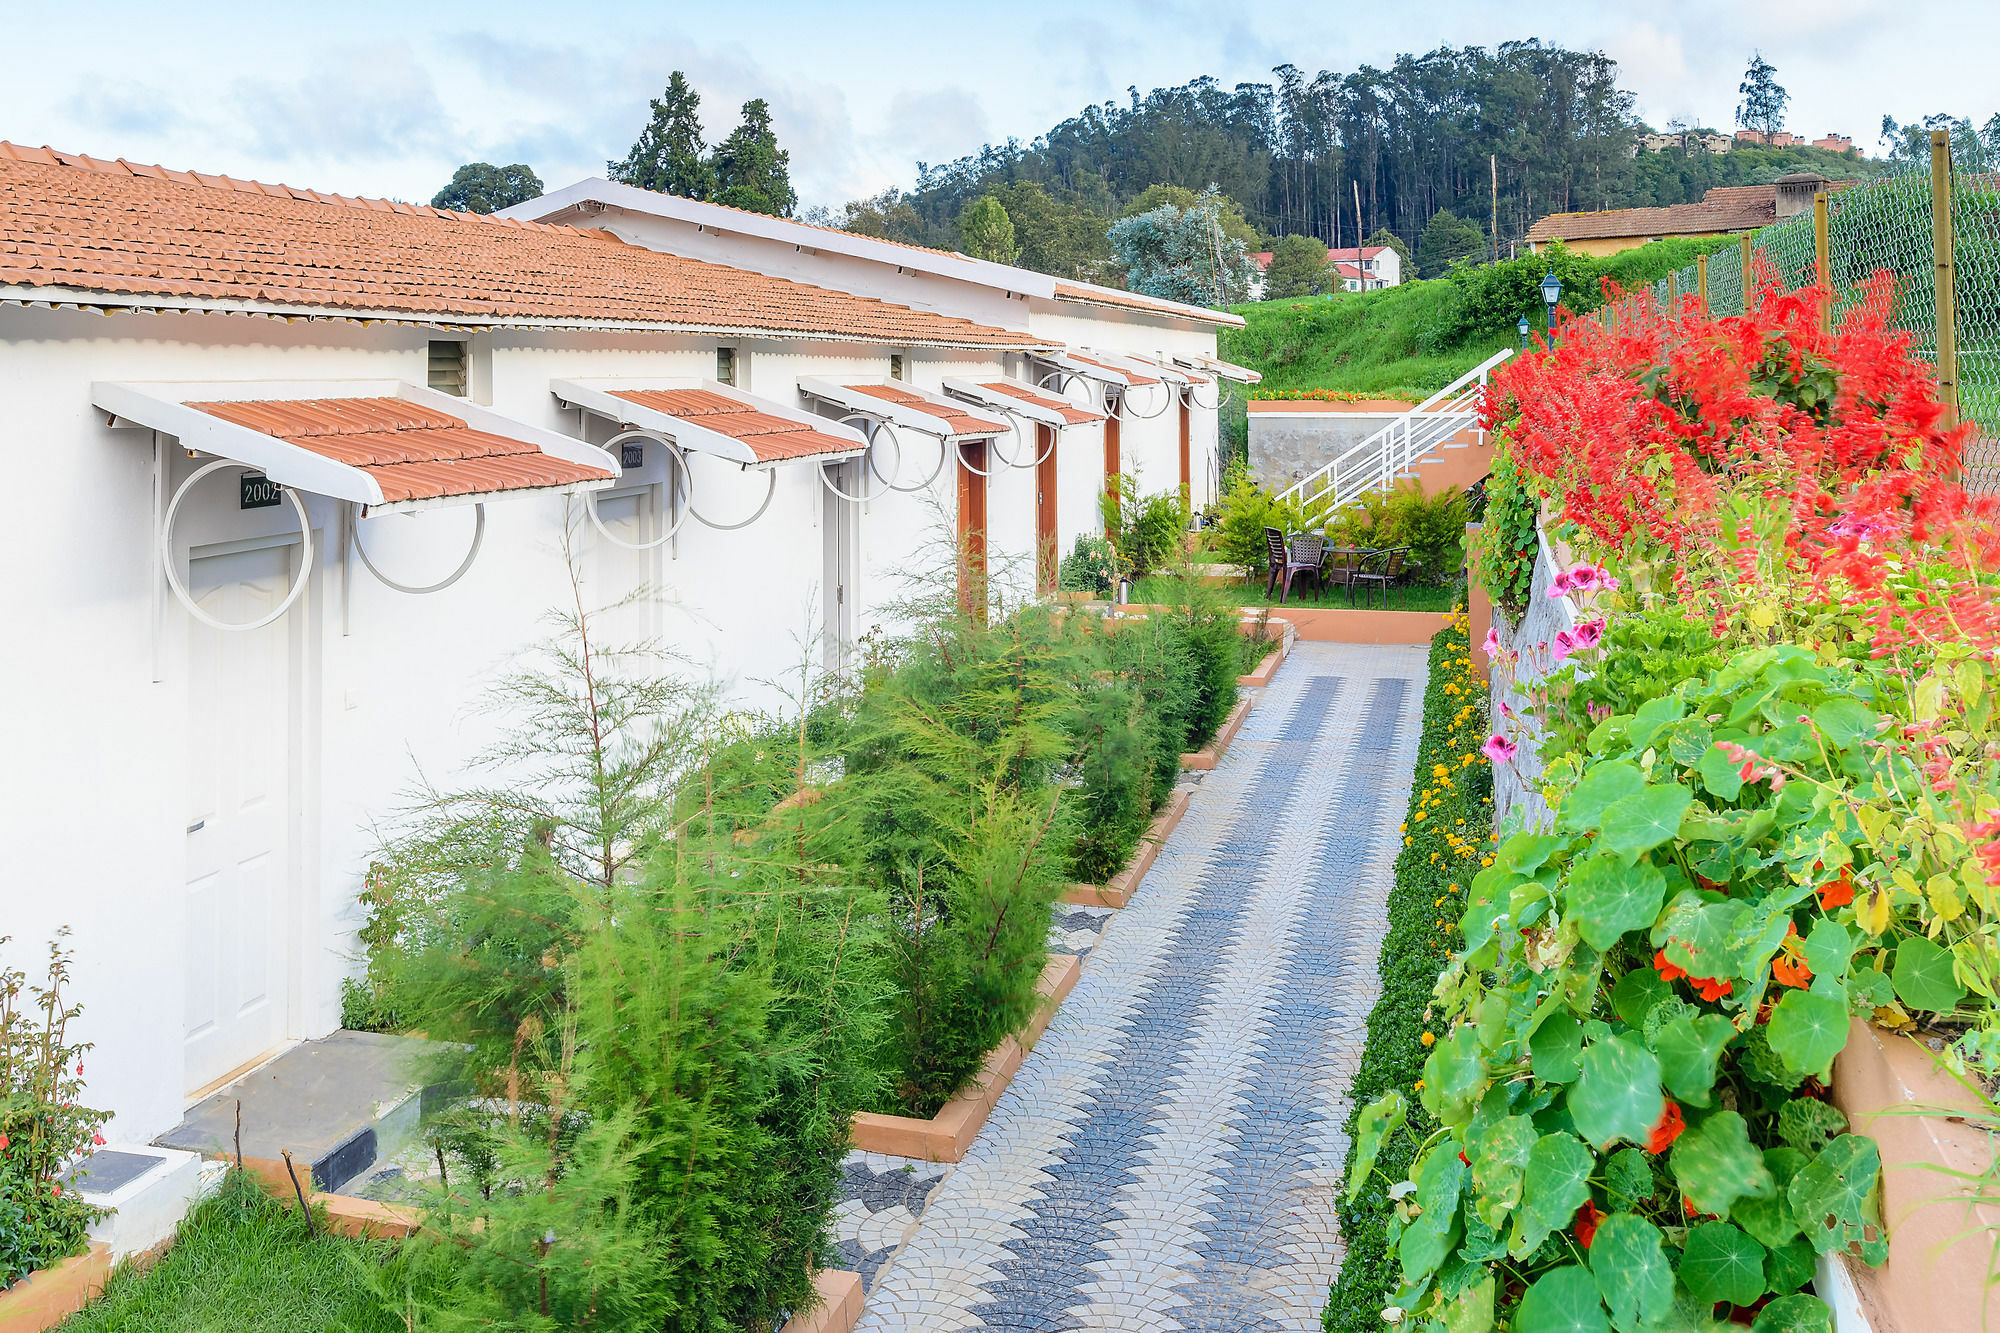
1814 133 1855 154
1631 130 1734 157
1526 172 1843 257
1245 243 1399 298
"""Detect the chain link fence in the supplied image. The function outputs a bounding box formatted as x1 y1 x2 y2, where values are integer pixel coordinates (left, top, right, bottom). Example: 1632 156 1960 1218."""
1604 148 2000 491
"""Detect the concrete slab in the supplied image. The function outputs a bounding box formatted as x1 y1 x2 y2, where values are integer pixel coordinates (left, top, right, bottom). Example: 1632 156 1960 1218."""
155 1029 436 1193
70 1144 215 1260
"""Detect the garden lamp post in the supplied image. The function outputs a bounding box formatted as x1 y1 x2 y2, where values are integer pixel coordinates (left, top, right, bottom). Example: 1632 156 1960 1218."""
1540 269 1562 336
1517 314 1530 350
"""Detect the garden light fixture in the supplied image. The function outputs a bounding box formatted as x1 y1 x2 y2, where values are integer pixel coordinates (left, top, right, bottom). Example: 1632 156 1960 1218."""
1517 314 1530 349
1540 269 1562 332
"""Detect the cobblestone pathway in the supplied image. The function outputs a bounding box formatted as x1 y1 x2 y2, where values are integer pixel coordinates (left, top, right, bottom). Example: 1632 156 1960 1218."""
840 642 1428 1332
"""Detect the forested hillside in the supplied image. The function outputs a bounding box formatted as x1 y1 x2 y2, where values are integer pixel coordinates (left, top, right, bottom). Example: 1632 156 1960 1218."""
810 41 1875 273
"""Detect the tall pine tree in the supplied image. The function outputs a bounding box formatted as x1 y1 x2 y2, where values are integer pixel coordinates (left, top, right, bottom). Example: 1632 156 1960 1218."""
710 99 797 217
608 71 717 199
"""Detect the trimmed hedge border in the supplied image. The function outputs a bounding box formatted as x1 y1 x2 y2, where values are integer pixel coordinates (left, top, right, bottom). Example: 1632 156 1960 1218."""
1322 613 1494 1333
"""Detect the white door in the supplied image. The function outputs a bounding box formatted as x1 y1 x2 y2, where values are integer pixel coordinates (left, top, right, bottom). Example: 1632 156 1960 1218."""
822 464 857 672
593 489 658 650
183 543 295 1095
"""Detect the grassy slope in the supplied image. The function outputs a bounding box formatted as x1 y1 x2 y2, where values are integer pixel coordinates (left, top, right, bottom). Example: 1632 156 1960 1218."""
1219 235 1736 399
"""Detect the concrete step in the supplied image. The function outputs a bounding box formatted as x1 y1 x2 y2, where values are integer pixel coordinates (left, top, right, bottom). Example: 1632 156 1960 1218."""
69 1145 220 1260
156 1030 440 1195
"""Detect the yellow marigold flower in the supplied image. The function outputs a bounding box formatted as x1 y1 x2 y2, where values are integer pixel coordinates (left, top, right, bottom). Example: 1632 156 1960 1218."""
1415 1080 1425 1091
1432 763 1449 778
1481 856 1494 866
1420 1031 1436 1046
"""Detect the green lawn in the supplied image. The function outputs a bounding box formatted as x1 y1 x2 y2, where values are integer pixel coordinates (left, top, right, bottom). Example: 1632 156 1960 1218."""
58 1174 431 1333
1134 574 1462 613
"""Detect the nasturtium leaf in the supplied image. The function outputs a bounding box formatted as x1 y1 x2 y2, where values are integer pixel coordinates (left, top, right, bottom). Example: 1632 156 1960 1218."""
1425 1024 1489 1125
1811 698 1881 751
1787 1134 1886 1265
1515 1266 1610 1333
1802 919 1853 984
1775 1100 1847 1154
1649 1012 1735 1107
1500 831 1569 875
1761 1237 1819 1294
1600 786 1696 864
1671 1110 1775 1217
1629 695 1688 750
1653 893 1749 980
1562 761 1646 833
1892 934 1965 1014
1459 1210 1508 1263
1461 865 1519 953
1589 1213 1676 1332
1514 1132 1594 1257
1440 1272 1496 1333
1568 854 1668 949
1766 990 1849 1079
1733 1148 1808 1247
1400 1140 1467 1282
1678 1221 1769 1307
1668 718 1715 767
1531 1013 1584 1083
1604 1148 1656 1212
1700 745 1746 801
1472 1115 1538 1229
1346 1091 1407 1204
1569 1035 1664 1149
1613 967 1673 1028
1752 1293 1833 1333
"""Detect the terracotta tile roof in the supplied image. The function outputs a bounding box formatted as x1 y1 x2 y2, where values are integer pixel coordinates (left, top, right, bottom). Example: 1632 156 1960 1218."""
1522 183 1859 244
841 382 1004 436
1050 280 1246 328
0 143 1051 350
189 397 612 503
607 388 857 463
978 380 1105 426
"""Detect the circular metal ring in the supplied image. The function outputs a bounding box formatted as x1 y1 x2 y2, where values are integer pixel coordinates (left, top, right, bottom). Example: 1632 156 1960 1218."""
584 431 694 552
987 408 1041 469
990 410 1057 468
161 459 315 632
887 426 947 493
848 415 904 490
1183 376 1221 411
1118 379 1172 420
820 416 895 503
955 438 999 478
688 466 779 530
1038 368 1102 417
354 503 486 594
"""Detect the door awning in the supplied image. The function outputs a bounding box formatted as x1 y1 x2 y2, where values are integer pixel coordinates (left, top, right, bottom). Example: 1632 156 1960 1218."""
1175 352 1262 384
552 378 865 466
796 377 1006 442
942 377 1106 429
93 380 617 514
1040 351 1152 389
1084 349 1196 386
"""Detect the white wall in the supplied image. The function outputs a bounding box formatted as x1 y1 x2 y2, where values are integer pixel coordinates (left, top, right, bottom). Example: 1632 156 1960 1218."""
0 306 982 1142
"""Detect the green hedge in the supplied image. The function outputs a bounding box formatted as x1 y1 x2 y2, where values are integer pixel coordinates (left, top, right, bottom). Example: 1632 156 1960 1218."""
1323 615 1493 1333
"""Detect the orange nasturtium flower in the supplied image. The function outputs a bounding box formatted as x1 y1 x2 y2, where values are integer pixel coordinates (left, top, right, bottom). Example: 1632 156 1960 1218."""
1817 867 1856 909
1771 924 1813 989
1646 1100 1686 1154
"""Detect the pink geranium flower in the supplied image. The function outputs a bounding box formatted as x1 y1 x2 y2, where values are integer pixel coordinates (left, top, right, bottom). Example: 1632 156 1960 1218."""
1572 617 1605 650
1482 734 1518 764
1481 626 1502 658
1550 628 1580 662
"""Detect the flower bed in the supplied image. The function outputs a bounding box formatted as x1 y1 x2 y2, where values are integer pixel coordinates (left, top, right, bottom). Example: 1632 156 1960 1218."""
1346 275 2000 1333
1322 614 1493 1333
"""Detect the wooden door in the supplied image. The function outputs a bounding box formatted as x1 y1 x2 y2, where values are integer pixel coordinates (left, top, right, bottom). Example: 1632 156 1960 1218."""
956 441 987 621
1178 398 1192 506
183 543 294 1094
1035 425 1058 594
1103 414 1121 539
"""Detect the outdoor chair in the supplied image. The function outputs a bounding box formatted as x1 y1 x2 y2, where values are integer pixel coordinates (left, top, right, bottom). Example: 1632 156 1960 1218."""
1263 526 1323 604
1352 547 1410 608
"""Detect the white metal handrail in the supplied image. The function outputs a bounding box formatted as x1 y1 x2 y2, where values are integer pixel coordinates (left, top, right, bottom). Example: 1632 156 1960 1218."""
1275 347 1512 520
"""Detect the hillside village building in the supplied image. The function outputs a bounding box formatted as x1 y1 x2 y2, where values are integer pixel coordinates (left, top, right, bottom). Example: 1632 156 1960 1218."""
0 142 1248 1145
1525 171 1844 257
1245 243 1400 298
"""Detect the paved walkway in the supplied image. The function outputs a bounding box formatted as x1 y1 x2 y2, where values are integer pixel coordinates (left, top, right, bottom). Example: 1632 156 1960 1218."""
845 642 1429 1333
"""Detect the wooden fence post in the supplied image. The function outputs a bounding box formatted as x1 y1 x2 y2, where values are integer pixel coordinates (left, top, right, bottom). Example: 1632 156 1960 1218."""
1931 129 1960 431
1739 232 1755 312
1814 192 1832 333
1696 254 1709 316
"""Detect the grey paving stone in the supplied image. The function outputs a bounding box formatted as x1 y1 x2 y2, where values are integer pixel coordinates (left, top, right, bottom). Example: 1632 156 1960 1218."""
854 644 1427 1332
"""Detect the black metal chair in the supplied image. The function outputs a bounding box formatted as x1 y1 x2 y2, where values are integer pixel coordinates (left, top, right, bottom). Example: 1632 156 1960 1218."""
1352 547 1410 608
1321 547 1367 605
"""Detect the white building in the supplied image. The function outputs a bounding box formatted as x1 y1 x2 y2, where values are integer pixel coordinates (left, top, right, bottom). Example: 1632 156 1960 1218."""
0 142 1248 1144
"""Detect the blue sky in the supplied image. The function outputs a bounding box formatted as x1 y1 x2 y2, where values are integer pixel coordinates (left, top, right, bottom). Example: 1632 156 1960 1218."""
1 0 1992 210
